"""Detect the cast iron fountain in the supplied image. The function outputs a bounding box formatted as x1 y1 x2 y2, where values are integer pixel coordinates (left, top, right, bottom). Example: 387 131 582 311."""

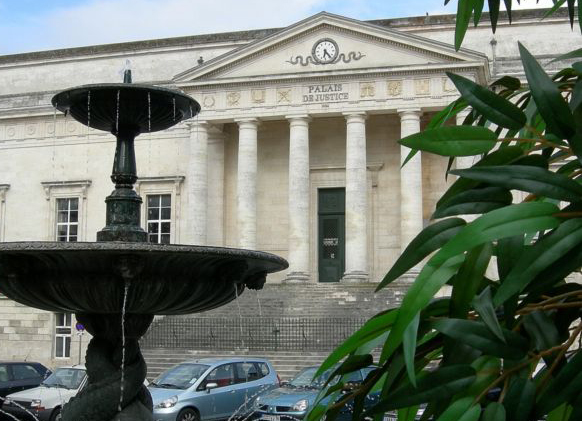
0 71 288 421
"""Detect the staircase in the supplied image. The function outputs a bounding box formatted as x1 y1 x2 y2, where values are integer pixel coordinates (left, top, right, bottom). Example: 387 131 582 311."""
143 348 333 381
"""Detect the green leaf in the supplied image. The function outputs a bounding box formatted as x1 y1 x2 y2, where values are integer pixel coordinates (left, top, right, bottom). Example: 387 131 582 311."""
482 402 506 421
432 202 561 267
503 0 511 23
433 186 512 219
567 0 576 29
447 72 526 130
536 351 582 416
365 365 477 414
438 146 525 209
449 165 582 202
432 319 528 359
488 0 500 32
325 354 373 387
460 356 501 399
523 311 561 353
428 98 469 129
503 378 535 421
398 405 421 421
519 42 575 139
491 76 521 91
377 218 466 291
399 126 497 157
472 286 504 342
381 254 465 362
403 312 420 387
436 397 480 421
546 403 573 421
493 218 582 306
450 243 493 319
473 0 484 26
455 0 473 50
497 235 524 280
543 0 567 19
315 309 398 378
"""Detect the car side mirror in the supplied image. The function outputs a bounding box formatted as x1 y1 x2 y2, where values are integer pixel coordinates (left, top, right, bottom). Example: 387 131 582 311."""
206 382 218 393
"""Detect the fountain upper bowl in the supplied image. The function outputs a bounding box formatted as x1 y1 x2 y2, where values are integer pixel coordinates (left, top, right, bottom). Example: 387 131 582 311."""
52 83 201 134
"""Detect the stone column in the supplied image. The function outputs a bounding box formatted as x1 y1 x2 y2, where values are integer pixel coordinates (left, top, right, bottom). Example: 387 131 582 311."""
285 115 311 282
186 121 208 245
342 113 368 283
236 119 259 250
399 109 423 252
207 125 225 246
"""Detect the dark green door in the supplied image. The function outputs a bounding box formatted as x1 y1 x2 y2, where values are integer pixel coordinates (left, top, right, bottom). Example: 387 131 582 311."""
318 188 345 282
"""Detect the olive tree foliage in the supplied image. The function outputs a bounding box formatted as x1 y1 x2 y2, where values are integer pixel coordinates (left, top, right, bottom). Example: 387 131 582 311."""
307 2 582 421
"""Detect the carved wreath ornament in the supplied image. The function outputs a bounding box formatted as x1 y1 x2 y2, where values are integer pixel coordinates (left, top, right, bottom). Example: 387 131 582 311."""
287 38 365 66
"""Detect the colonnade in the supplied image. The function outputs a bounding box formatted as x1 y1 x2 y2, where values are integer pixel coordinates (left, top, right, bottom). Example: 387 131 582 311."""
186 109 424 282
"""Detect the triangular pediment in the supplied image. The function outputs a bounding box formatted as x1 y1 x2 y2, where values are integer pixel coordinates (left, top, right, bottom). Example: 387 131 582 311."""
174 12 488 85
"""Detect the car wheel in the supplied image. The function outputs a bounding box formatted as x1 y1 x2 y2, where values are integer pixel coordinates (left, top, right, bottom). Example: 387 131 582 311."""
50 407 62 421
177 408 200 421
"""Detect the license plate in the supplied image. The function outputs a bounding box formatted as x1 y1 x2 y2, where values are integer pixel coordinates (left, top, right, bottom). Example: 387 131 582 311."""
261 416 280 421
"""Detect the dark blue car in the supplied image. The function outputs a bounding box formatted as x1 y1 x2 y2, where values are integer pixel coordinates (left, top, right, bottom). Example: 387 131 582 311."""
252 365 377 421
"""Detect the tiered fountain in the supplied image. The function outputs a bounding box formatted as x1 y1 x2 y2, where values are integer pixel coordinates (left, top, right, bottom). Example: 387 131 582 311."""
0 71 287 421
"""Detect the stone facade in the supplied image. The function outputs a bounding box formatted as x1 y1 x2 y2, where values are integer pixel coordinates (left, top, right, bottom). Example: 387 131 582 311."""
0 9 578 367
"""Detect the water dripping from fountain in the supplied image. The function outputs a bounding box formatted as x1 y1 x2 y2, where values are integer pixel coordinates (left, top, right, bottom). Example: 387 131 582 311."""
189 105 193 119
118 279 130 412
115 90 120 134
87 90 91 140
172 96 176 122
148 92 151 133
234 285 244 349
255 290 262 317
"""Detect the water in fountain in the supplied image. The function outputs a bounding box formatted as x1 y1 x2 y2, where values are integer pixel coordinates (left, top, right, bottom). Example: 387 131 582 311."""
255 290 262 317
147 92 151 133
87 90 91 139
115 89 120 134
118 279 130 412
234 285 245 349
173 96 176 122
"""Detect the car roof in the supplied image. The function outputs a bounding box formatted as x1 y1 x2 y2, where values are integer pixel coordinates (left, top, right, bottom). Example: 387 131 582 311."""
178 357 271 365
0 361 47 366
54 365 86 370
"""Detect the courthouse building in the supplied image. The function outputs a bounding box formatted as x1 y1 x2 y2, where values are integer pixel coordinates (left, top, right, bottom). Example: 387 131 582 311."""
0 8 577 367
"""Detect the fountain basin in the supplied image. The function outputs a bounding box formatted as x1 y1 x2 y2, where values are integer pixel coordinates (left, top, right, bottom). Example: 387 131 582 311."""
52 83 200 134
0 242 287 315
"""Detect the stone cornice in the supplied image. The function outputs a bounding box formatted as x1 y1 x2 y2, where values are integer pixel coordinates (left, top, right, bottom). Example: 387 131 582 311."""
41 180 92 200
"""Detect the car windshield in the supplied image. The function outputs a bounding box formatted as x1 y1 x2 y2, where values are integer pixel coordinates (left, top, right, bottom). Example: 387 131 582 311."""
42 368 86 390
151 363 210 390
287 367 332 389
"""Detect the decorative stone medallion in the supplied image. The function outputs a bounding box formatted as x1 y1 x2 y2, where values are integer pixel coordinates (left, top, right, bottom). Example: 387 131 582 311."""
387 81 402 97
226 92 240 106
360 82 375 98
277 88 292 103
251 89 266 104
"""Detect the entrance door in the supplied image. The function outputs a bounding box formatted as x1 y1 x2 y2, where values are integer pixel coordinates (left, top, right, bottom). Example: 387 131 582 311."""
318 188 345 282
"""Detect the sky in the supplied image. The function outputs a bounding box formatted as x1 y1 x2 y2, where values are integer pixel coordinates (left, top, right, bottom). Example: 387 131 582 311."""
0 0 556 56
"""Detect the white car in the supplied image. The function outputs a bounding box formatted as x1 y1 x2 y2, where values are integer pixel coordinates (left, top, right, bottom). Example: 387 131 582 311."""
2 365 86 421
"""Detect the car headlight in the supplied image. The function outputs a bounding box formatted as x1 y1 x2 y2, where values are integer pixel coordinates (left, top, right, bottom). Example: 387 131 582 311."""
30 399 43 408
292 399 308 412
155 395 178 409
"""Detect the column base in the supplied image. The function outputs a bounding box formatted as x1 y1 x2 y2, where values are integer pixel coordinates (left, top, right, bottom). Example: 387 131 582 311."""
393 268 421 285
284 271 310 283
341 271 369 283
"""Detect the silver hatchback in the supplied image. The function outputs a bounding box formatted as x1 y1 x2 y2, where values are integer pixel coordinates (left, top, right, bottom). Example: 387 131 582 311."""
149 358 280 421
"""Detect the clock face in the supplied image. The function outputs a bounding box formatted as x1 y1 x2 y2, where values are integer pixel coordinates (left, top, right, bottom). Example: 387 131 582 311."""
312 39 338 64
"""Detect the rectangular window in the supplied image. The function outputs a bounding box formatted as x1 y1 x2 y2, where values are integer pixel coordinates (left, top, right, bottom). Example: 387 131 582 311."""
55 313 72 359
147 194 171 244
56 198 79 242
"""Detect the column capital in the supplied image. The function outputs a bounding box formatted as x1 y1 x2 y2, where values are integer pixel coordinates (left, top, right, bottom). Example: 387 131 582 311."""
185 120 209 130
285 114 311 123
343 112 367 123
234 118 260 128
397 108 422 119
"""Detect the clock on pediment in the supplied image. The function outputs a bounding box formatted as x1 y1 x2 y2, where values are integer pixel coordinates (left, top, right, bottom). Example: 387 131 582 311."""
312 38 339 64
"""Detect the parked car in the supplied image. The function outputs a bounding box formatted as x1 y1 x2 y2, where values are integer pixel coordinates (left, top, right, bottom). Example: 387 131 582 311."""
252 365 377 421
2 365 86 421
149 357 280 421
0 361 51 398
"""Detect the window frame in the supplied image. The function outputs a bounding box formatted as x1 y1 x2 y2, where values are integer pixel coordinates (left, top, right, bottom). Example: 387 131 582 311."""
54 312 73 359
135 176 184 244
146 194 172 244
55 197 80 242
41 180 91 242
